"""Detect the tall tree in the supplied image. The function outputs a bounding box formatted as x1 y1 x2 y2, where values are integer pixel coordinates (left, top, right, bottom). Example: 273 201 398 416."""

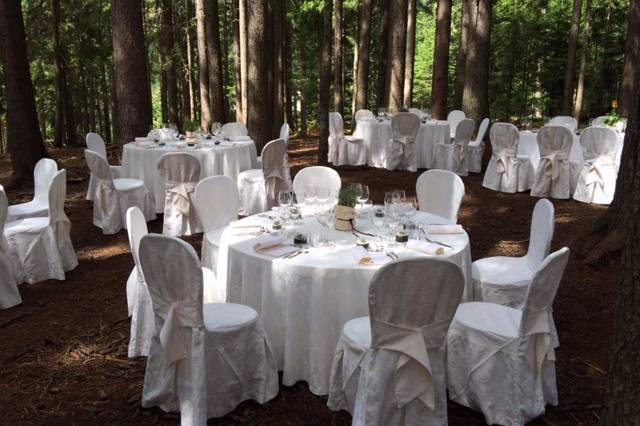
239 0 248 123
0 0 48 186
573 0 592 122
562 0 583 115
375 0 390 108
268 0 285 136
386 0 407 111
204 0 225 124
52 0 77 148
619 0 640 117
403 0 417 108
111 0 152 145
233 0 243 121
195 0 212 130
354 0 373 113
160 0 179 127
182 0 196 123
334 0 344 116
462 0 491 121
246 0 269 148
431 0 452 119
453 0 470 110
318 0 333 164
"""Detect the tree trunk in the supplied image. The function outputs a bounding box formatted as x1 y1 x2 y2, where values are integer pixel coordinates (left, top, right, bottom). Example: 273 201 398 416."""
195 0 212 130
111 0 153 146
285 13 295 129
52 0 77 147
573 0 592 123
204 0 225 124
161 0 179 127
386 0 407 111
562 0 582 115
239 0 248 123
318 0 333 164
354 0 373 113
375 0 390 108
184 0 196 123
269 0 285 136
160 68 168 123
619 0 639 118
453 0 469 110
403 0 417 108
462 0 491 122
334 0 344 116
0 0 48 186
246 0 269 149
100 64 112 144
431 0 451 119
233 0 243 121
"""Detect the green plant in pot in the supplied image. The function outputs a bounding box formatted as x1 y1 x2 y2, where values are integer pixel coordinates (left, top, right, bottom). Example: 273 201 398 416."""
335 188 357 231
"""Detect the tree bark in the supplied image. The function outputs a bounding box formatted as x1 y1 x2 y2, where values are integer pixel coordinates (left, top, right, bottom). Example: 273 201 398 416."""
195 0 212 130
0 0 48 186
462 0 491 121
204 0 225 124
619 0 639 118
354 0 373 113
375 0 390 108
100 64 112 144
285 11 295 129
403 0 417 108
269 0 285 136
431 0 451 119
111 0 153 146
562 0 582 115
453 0 469 110
160 0 179 127
183 0 196 123
246 0 269 149
239 0 248 123
52 0 77 147
386 0 407 111
318 0 333 164
573 0 592 123
233 0 243 121
334 0 344 115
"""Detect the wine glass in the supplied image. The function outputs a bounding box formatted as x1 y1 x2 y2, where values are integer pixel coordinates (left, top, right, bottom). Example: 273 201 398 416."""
278 190 291 209
316 186 330 205
384 191 395 207
392 189 406 204
370 206 386 241
357 185 369 208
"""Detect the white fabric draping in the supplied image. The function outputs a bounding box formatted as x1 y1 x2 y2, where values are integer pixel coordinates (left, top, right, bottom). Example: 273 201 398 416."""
447 110 466 138
354 119 450 169
415 169 465 223
291 166 341 204
138 234 278 423
122 140 257 213
329 113 367 166
157 153 202 236
327 258 465 425
7 158 57 222
518 130 585 171
573 127 619 205
386 113 421 172
548 115 577 133
0 187 21 309
216 210 472 395
483 123 534 193
447 247 569 425
86 133 123 201
530 126 580 199
433 118 475 176
467 118 490 173
220 122 249 137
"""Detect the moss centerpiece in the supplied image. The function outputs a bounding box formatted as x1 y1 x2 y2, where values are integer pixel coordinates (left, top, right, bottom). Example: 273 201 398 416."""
335 188 357 231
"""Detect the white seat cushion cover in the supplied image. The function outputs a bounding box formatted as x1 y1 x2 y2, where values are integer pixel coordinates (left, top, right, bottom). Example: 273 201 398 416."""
113 178 145 192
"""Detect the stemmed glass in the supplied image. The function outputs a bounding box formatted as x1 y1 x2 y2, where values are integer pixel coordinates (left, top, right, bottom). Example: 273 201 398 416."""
369 206 386 242
278 190 291 223
357 184 370 210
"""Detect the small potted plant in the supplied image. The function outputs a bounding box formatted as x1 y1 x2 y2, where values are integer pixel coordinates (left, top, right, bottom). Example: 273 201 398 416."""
335 188 357 231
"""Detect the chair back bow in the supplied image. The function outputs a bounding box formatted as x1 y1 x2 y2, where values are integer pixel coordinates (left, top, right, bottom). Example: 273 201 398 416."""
154 298 203 367
166 180 197 216
540 150 569 180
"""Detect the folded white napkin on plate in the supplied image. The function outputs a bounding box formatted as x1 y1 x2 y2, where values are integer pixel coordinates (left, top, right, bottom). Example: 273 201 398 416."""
349 246 390 266
229 135 251 142
426 224 464 234
406 239 446 255
254 236 297 257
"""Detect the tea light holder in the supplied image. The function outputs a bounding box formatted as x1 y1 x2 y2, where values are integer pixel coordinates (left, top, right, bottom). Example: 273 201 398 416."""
395 232 409 243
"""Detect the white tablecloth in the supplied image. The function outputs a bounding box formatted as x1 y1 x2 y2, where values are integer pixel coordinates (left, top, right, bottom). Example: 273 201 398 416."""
122 140 258 213
216 210 471 395
355 119 450 169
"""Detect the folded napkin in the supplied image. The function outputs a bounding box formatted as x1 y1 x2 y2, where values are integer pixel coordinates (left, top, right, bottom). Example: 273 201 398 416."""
426 224 464 234
349 246 390 266
253 236 297 257
406 239 446 256
229 135 251 142
230 223 266 235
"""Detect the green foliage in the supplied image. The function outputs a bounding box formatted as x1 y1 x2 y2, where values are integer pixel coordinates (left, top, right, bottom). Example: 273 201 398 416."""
605 108 623 126
338 187 358 208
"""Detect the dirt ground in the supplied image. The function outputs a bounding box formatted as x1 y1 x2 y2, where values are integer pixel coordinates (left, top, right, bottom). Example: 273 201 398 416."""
0 136 616 425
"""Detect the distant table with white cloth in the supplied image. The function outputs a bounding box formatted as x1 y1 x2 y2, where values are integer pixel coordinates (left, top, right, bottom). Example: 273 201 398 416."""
355 118 450 169
216 209 471 395
122 139 258 213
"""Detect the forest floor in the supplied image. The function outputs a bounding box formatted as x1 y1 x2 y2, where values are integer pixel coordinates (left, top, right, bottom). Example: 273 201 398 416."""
0 136 617 425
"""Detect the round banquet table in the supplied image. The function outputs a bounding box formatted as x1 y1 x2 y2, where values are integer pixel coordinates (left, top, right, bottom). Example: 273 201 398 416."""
355 118 450 169
216 209 472 395
122 140 258 213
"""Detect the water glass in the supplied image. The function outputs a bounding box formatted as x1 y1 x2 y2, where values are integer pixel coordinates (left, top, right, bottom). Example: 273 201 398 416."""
278 190 291 209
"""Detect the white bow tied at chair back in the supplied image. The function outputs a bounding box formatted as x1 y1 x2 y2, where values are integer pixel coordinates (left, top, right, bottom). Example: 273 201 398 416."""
390 112 420 163
536 126 573 180
489 122 519 178
574 126 618 204
368 258 465 411
157 153 201 236
452 118 475 162
260 138 288 209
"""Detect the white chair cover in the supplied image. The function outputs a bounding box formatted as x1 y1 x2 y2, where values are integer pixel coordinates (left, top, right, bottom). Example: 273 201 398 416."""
548 116 577 133
86 132 123 201
238 139 289 216
4 170 78 284
592 116 608 127
0 187 21 309
7 158 57 221
279 123 290 143
573 127 619 205
447 110 466 138
327 258 465 425
415 170 465 223
408 107 426 119
434 118 475 176
84 149 156 234
193 176 239 274
292 166 341 203
139 234 278 422
386 112 421 172
329 112 367 166
157 153 202 236
278 123 292 186
467 117 489 173
448 247 570 425
220 122 248 137
482 123 531 193
354 109 375 122
531 126 580 199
